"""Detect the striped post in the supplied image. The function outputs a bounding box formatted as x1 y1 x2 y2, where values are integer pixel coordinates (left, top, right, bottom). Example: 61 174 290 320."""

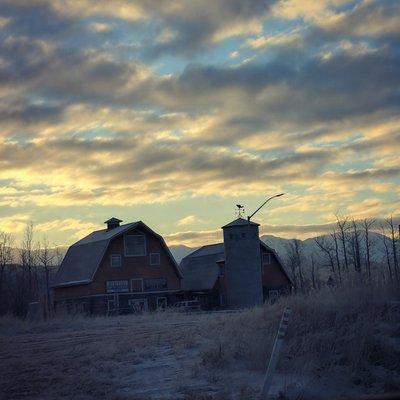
260 306 292 400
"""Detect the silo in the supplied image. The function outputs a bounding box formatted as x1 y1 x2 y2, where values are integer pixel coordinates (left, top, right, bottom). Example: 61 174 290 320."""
222 217 263 308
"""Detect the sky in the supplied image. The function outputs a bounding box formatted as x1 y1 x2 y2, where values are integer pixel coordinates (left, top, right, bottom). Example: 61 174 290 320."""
0 0 399 247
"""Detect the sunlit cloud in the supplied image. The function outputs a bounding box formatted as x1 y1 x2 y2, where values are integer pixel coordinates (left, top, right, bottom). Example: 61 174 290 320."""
246 29 302 50
0 0 398 245
177 215 205 227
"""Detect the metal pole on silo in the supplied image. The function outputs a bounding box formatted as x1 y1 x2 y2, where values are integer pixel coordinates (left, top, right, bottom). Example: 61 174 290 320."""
260 306 292 400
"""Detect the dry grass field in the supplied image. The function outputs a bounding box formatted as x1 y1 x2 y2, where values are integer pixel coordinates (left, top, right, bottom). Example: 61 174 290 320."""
1 283 400 400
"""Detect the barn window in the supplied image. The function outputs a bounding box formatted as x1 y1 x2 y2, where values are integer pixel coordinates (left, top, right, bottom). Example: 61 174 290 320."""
124 234 146 256
150 253 160 265
110 254 121 267
128 298 148 313
262 252 271 265
144 277 167 291
106 280 129 293
131 278 144 293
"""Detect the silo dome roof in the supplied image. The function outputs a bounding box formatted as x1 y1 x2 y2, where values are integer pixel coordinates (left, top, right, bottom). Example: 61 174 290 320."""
221 217 260 228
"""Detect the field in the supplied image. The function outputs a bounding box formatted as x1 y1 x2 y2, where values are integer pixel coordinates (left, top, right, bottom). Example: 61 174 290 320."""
1 283 400 400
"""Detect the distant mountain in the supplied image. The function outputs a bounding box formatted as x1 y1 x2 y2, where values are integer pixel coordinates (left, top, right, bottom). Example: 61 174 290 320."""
261 231 392 281
169 232 392 269
169 232 394 286
169 245 198 264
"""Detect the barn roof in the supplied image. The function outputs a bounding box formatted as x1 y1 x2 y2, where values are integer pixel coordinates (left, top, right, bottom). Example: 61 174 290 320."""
180 244 225 291
53 221 182 288
180 240 291 291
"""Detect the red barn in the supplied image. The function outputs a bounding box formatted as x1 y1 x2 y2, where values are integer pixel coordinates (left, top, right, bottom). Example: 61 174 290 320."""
180 241 291 309
53 218 182 314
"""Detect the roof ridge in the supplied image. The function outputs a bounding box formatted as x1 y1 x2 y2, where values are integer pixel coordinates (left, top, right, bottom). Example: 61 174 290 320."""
183 242 224 259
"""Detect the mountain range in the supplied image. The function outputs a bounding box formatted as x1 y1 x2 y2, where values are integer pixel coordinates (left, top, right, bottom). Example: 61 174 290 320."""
169 231 393 273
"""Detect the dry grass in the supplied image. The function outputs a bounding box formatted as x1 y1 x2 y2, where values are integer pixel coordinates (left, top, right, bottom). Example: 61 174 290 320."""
197 282 400 390
1 282 399 399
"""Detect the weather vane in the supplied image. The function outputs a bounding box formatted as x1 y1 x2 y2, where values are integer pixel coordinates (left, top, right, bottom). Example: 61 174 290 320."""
236 204 245 218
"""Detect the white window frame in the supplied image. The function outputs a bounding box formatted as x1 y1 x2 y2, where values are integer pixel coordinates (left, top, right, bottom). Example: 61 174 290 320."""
156 297 167 310
110 254 121 267
131 278 144 293
106 280 129 293
144 277 167 291
149 252 160 265
124 234 146 257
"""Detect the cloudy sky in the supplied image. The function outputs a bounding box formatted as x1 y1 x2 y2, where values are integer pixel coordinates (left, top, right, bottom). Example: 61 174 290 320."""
0 0 399 247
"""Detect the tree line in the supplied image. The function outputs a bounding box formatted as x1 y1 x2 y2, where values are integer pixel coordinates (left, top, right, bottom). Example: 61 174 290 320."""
286 215 399 292
0 223 63 317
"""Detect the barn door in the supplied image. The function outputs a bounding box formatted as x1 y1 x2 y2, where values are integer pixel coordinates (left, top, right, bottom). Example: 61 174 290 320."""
128 298 148 313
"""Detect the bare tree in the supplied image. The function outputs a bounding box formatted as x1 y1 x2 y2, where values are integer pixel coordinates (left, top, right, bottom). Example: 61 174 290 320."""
0 232 14 311
350 219 362 273
19 222 35 301
286 239 304 292
331 228 342 280
55 246 64 267
314 236 336 277
362 219 375 279
336 214 350 273
37 236 55 317
380 224 393 283
386 216 399 282
310 254 318 290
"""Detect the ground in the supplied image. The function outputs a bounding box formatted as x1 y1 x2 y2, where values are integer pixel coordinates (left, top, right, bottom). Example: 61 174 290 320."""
1 284 400 399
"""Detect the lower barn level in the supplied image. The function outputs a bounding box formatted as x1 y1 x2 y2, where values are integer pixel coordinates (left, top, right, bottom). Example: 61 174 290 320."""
181 284 291 310
54 291 181 315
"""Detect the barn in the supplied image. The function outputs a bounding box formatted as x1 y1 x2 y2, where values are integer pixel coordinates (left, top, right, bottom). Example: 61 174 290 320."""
180 217 292 309
53 218 182 314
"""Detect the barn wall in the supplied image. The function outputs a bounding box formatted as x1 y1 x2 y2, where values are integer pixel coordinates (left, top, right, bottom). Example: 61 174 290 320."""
54 292 182 315
54 227 180 302
262 251 291 288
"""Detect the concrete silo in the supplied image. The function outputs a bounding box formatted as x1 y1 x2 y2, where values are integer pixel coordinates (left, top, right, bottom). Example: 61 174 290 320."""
222 217 263 308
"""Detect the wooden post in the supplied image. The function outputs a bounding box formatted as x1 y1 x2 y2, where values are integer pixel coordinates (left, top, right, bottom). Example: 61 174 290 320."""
260 306 292 400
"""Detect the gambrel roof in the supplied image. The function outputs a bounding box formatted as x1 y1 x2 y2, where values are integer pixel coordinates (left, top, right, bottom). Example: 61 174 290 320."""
180 241 291 291
53 221 182 288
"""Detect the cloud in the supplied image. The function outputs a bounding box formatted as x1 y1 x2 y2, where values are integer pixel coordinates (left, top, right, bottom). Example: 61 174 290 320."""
89 22 113 33
165 229 222 246
0 0 278 59
0 0 399 244
246 29 302 50
319 0 400 37
35 218 101 239
0 213 31 233
140 0 276 57
177 215 204 226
